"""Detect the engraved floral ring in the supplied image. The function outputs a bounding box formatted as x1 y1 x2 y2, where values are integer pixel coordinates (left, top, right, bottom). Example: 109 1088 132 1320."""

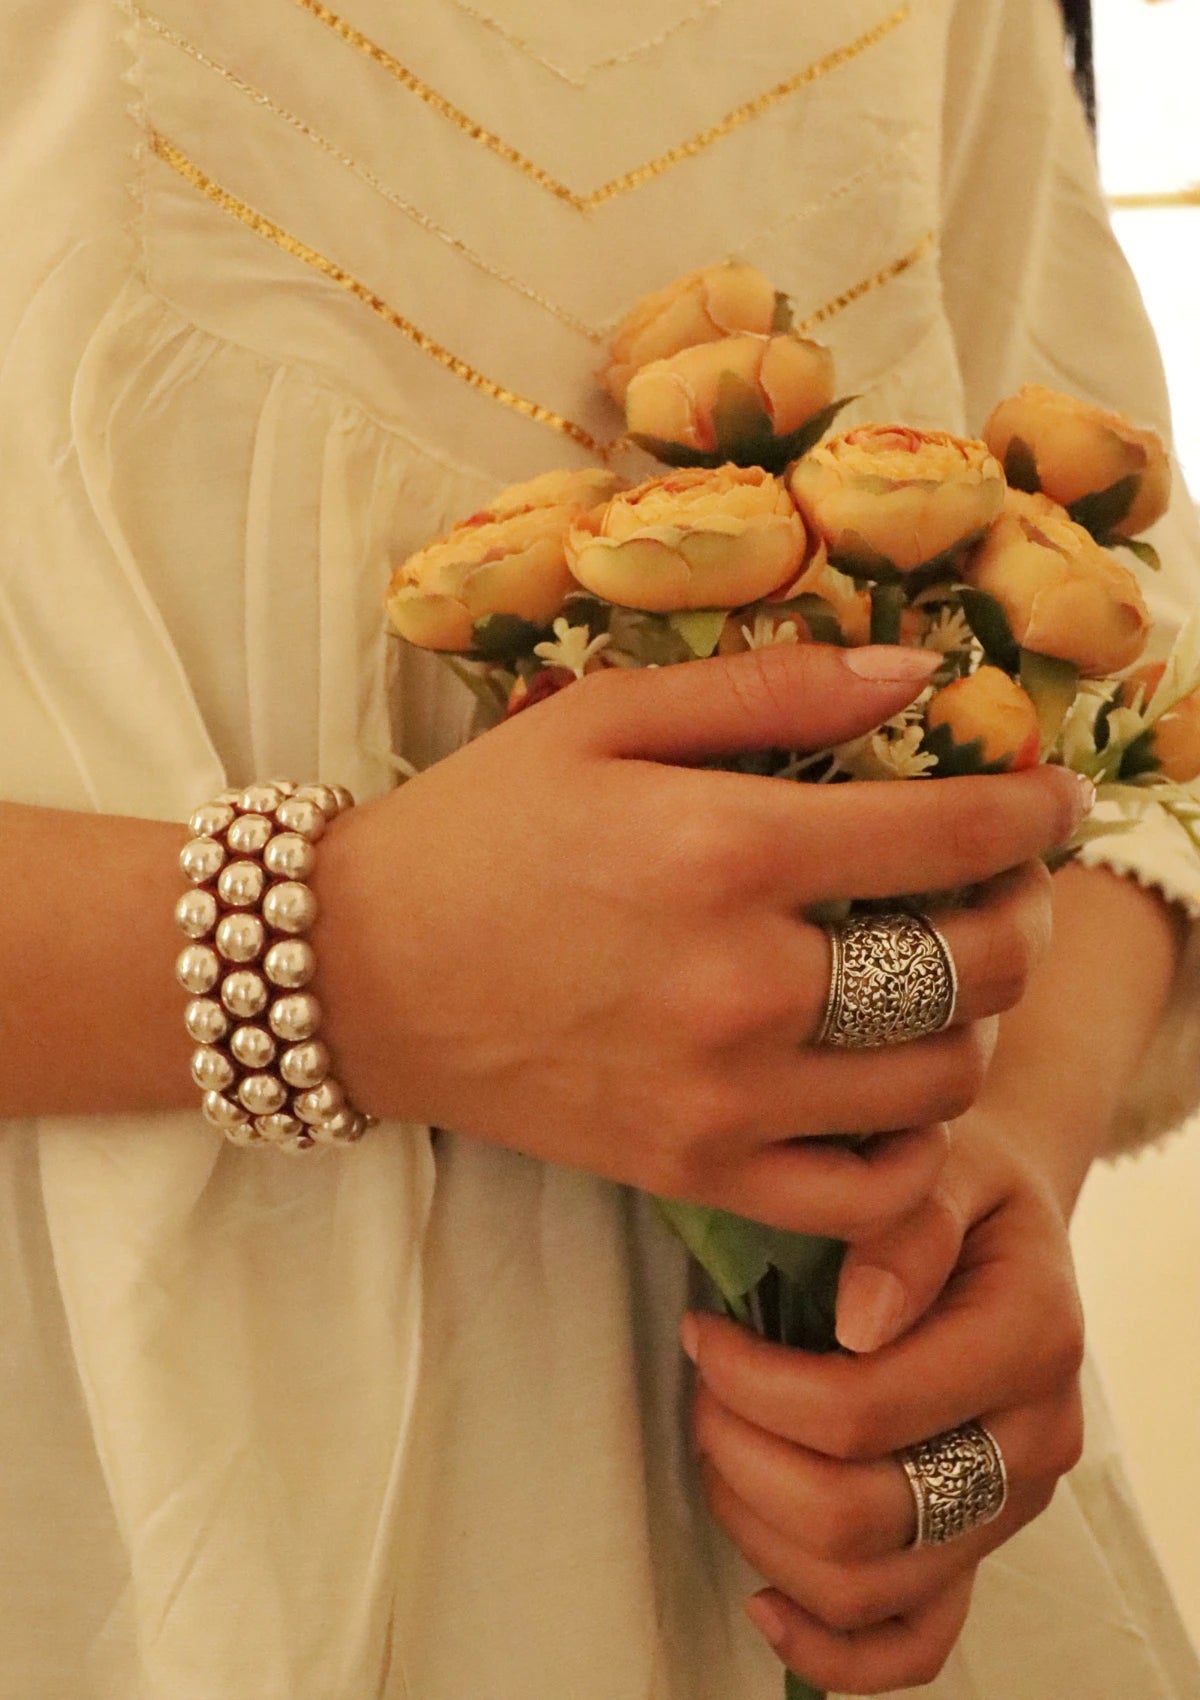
898 1421 1009 1548
817 910 958 1049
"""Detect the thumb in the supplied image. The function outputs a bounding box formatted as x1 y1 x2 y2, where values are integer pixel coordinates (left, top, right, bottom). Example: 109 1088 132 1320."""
835 1178 968 1355
572 642 940 763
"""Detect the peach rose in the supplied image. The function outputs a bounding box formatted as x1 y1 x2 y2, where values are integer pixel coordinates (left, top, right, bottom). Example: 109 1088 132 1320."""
387 468 623 650
984 384 1171 538
787 425 1005 574
1120 662 1200 782
968 489 1150 676
925 667 1041 771
566 465 807 612
625 334 835 456
601 262 778 405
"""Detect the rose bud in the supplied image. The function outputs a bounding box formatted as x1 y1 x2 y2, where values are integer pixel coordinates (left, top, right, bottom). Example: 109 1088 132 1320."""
984 383 1171 537
968 489 1150 676
925 666 1041 770
787 425 1005 575
625 333 835 456
601 261 778 405
566 464 807 612
387 468 623 650
1120 662 1200 782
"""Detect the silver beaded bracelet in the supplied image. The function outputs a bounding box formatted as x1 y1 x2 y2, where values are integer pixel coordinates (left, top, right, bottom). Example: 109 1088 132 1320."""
175 781 373 1151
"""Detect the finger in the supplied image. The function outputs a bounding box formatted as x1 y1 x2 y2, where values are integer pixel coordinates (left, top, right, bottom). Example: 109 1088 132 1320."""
693 1379 1082 1572
765 765 1092 902
835 1183 967 1354
745 1573 975 1695
684 1223 1084 1458
703 1124 951 1242
569 642 941 761
915 860 1054 1027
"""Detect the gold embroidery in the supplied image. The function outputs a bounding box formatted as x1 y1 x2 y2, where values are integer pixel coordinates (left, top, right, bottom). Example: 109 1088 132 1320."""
291 0 909 209
146 130 604 452
138 9 603 341
443 0 729 90
795 230 936 333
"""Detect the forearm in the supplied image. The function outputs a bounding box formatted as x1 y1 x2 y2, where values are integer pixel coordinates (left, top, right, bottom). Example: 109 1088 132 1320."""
0 803 194 1118
974 859 1186 1216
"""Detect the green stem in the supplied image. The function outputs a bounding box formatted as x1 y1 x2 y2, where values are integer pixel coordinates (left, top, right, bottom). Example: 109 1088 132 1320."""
785 1670 824 1700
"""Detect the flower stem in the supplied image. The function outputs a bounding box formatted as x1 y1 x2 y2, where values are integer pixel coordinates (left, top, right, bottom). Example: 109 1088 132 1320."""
785 1670 824 1700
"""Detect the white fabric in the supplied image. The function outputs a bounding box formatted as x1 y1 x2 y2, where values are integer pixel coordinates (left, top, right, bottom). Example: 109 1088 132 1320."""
1 1 1198 1696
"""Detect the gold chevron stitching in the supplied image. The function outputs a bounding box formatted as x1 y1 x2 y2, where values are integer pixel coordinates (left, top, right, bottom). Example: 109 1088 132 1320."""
291 0 910 209
795 230 936 333
146 130 604 452
137 9 603 341
443 0 729 89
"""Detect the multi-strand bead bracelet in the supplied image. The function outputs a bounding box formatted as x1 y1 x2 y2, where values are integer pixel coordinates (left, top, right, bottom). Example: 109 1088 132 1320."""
175 782 372 1151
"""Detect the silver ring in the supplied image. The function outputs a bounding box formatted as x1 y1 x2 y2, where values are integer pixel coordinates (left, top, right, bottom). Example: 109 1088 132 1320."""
898 1420 1008 1549
817 910 957 1049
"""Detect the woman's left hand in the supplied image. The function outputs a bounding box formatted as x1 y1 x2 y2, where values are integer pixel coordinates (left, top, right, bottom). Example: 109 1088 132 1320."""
684 1112 1087 1695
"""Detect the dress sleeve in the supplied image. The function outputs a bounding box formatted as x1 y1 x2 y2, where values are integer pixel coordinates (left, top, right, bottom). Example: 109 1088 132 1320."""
939 0 1200 1154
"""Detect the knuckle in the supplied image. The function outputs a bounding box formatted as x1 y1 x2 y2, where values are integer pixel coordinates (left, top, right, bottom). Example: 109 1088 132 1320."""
923 1027 989 1122
824 1394 889 1463
807 1495 876 1564
1044 1300 1086 1385
982 916 1037 1013
673 960 776 1052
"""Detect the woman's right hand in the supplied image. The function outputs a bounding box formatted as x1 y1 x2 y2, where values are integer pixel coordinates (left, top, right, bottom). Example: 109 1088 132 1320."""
315 642 1091 1237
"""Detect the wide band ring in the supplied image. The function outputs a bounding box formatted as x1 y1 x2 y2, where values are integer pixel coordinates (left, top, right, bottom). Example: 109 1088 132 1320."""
898 1420 1008 1549
817 910 957 1049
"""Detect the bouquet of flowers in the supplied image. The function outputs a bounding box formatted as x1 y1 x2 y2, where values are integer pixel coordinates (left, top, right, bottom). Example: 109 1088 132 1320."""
384 261 1200 1700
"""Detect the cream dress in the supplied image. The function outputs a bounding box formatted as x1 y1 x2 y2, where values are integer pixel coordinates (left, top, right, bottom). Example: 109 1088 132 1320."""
1 0 1198 1695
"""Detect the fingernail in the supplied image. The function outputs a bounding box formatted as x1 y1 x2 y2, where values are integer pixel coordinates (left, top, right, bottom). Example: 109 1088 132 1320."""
746 1593 788 1649
844 645 940 683
836 1265 907 1354
1073 772 1097 815
680 1313 700 1364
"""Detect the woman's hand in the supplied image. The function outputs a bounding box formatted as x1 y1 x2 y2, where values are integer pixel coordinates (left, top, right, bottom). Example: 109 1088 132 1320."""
313 643 1089 1235
684 1112 1086 1694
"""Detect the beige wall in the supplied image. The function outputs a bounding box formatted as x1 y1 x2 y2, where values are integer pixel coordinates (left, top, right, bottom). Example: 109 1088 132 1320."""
1073 1125 1200 1652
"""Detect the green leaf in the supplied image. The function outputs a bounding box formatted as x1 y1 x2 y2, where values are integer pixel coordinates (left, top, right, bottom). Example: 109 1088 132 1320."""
560 594 613 637
786 1670 826 1700
771 290 795 333
920 718 1013 778
869 581 904 646
470 612 553 664
1115 536 1162 572
1067 474 1139 539
667 608 728 658
654 1200 772 1316
1003 436 1041 494
1019 649 1079 750
959 587 1020 673
632 395 857 475
1118 727 1161 781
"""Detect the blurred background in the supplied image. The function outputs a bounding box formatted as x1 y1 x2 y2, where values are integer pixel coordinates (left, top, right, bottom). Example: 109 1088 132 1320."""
1071 0 1200 1656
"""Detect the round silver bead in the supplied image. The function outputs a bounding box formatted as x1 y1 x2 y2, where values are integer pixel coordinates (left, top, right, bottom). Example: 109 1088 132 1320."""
221 969 269 1019
293 1079 345 1124
191 1045 236 1092
176 944 221 995
215 912 267 964
262 881 318 936
179 836 226 885
237 783 286 816
268 992 321 1043
224 1119 266 1148
217 860 267 908
274 796 326 841
175 887 219 940
254 1112 309 1145
185 997 229 1045
279 1039 330 1090
263 938 316 988
330 786 355 814
229 1024 277 1070
188 801 236 838
310 1107 369 1145
226 813 274 856
238 1073 288 1116
201 1088 251 1131
263 831 316 882
293 783 339 816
